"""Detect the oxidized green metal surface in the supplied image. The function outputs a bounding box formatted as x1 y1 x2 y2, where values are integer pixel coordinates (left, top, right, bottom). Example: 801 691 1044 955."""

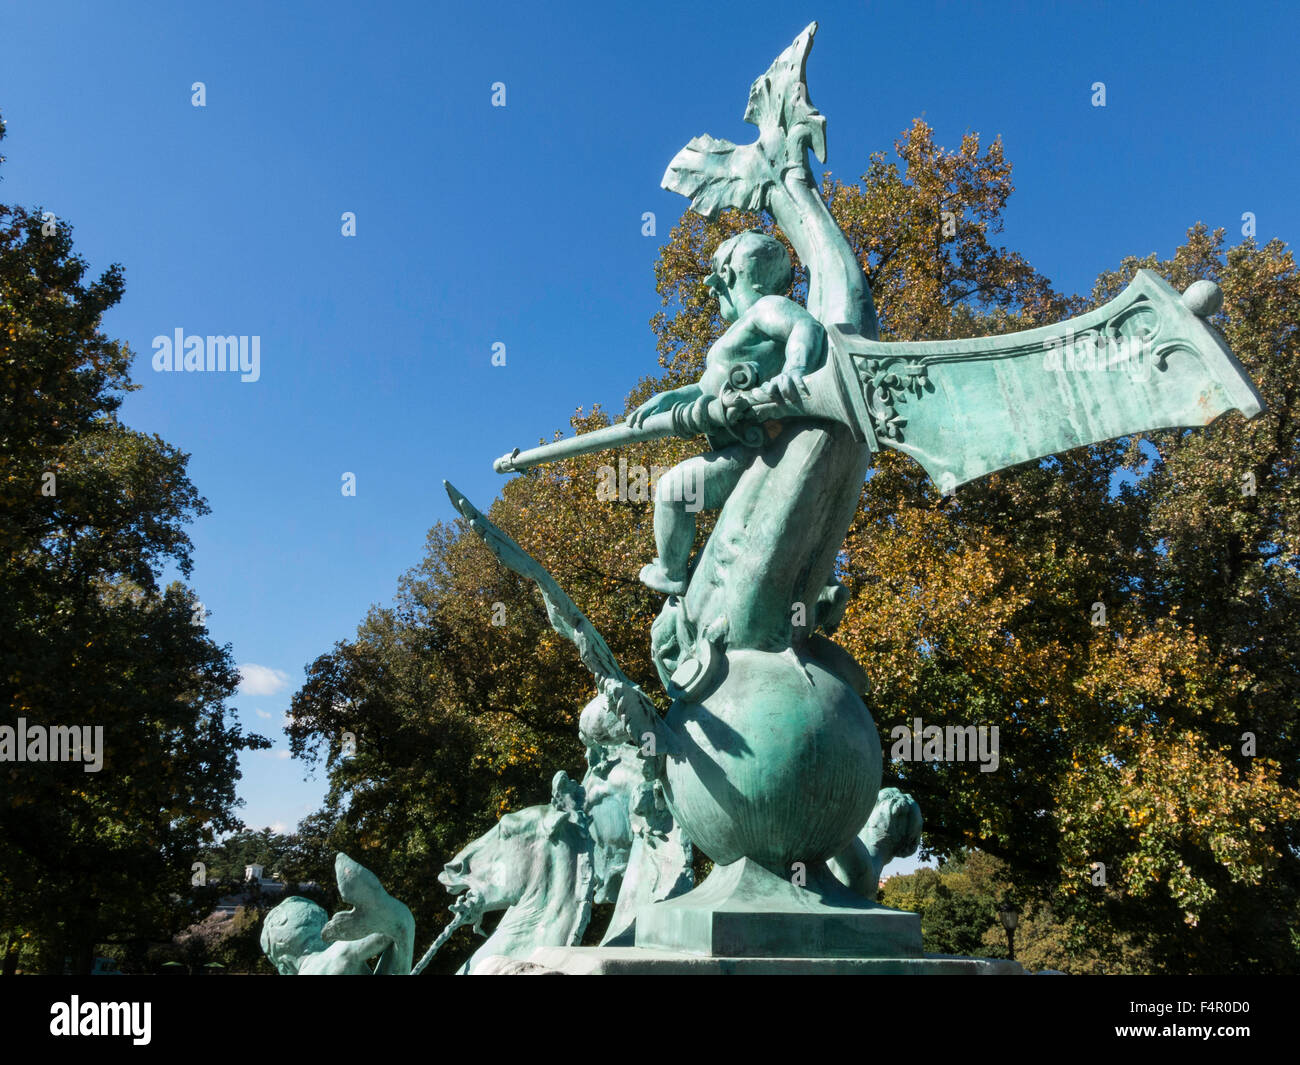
456 21 1267 971
833 270 1263 490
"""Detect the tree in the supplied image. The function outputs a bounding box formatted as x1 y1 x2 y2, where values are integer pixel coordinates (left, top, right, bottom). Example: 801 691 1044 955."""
880 856 999 959
1048 229 1300 972
835 219 1300 973
0 113 268 973
200 827 283 881
881 850 1151 973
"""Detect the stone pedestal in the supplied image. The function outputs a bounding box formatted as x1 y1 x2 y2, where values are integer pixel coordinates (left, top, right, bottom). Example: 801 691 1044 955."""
496 856 1029 974
632 857 923 958
521 947 1026 975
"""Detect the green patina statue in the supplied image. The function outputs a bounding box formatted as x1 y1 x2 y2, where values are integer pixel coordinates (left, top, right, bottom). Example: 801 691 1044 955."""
441 21 1263 974
629 230 826 596
261 853 414 975
828 787 924 900
428 695 696 974
437 771 594 975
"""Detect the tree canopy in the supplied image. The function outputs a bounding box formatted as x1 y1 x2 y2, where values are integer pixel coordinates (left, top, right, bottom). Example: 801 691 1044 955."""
0 113 268 974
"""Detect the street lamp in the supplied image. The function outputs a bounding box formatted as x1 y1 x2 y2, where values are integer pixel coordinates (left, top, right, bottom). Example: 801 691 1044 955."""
997 902 1019 960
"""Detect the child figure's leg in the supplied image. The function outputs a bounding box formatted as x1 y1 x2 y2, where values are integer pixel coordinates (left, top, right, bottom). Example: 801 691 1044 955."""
639 446 750 595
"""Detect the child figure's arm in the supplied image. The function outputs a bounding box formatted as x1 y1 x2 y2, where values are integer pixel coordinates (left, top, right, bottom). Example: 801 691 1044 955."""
627 382 704 428
748 296 827 405
627 298 824 428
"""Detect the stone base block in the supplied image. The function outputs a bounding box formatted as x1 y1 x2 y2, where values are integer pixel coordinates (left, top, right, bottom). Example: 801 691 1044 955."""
521 946 1027 975
633 857 923 958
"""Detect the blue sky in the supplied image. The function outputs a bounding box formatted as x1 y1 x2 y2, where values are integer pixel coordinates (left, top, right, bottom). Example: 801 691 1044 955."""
2 0 1297 859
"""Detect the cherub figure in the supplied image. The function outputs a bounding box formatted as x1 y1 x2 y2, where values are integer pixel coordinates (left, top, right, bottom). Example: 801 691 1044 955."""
627 230 826 594
260 853 415 975
260 896 388 975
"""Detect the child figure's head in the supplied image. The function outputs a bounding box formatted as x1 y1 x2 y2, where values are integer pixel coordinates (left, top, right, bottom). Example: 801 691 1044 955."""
706 231 792 321
260 896 329 975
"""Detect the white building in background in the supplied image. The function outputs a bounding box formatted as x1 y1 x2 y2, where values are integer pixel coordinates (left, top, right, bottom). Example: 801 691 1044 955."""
211 865 290 916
